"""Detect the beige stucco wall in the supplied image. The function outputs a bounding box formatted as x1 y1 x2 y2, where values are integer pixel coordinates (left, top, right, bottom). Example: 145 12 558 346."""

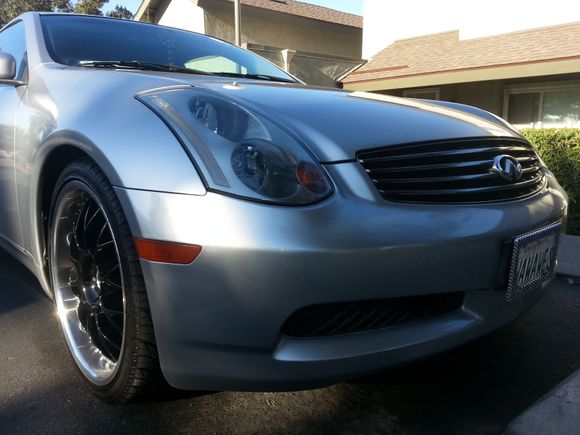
200 0 362 59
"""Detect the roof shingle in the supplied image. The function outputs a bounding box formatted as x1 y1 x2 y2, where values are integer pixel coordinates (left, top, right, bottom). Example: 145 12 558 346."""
215 0 362 28
344 21 580 83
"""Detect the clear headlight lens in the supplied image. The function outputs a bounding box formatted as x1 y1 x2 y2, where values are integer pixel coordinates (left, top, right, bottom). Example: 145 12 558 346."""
137 87 332 205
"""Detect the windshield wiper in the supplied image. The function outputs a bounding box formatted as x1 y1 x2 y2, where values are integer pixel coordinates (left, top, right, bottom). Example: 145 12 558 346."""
77 60 215 76
211 72 297 83
77 61 297 83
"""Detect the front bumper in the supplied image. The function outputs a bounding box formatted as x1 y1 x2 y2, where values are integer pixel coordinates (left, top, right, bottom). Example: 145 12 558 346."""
115 164 567 391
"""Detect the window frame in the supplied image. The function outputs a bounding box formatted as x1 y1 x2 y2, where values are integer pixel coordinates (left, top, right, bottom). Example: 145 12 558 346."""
403 87 440 100
503 80 580 128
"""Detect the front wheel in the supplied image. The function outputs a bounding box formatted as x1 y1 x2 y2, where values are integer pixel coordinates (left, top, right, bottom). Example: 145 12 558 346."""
49 158 162 402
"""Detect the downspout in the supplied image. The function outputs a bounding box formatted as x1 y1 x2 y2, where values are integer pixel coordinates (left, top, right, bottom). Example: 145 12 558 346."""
282 49 296 73
234 0 241 46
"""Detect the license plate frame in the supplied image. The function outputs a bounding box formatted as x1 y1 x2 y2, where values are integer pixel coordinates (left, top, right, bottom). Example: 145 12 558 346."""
506 222 561 302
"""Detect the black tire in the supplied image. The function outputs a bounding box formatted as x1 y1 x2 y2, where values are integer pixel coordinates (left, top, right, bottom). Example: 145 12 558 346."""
48 158 163 403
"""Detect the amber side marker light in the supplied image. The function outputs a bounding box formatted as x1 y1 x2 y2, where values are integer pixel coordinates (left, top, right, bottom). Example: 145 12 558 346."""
134 238 202 265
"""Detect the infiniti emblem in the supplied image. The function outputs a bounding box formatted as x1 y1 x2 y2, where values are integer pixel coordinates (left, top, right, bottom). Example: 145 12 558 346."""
491 155 523 182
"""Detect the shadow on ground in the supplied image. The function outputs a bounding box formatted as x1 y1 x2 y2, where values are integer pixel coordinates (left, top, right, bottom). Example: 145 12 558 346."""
0 247 45 315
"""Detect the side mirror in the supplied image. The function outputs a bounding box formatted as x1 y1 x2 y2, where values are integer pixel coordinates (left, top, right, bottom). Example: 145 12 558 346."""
0 52 17 80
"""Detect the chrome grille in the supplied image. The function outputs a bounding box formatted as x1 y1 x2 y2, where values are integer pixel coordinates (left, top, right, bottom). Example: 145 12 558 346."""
358 138 546 203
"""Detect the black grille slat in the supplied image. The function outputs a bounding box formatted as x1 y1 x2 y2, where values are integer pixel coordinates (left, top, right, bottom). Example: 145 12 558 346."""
375 171 543 190
358 138 545 203
282 292 465 338
373 166 538 185
366 159 495 175
359 138 531 157
380 174 543 196
375 172 498 184
360 145 533 163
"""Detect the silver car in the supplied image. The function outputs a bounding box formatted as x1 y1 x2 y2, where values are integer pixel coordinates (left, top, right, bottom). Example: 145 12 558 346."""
0 13 568 403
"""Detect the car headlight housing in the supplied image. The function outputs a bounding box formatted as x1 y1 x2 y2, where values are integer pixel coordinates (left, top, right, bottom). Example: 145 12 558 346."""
137 87 332 205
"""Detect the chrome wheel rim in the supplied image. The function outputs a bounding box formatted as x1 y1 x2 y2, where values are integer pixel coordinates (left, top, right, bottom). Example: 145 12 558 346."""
51 182 126 386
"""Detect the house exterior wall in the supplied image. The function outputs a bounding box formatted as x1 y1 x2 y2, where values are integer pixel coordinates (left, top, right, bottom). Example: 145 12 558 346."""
137 0 363 87
363 0 580 59
158 0 205 33
381 73 580 128
200 1 362 59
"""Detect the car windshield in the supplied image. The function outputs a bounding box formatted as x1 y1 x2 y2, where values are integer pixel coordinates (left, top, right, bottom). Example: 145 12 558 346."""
40 15 296 82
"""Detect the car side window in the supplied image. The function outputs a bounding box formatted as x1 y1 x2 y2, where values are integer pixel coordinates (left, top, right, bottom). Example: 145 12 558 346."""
0 21 27 79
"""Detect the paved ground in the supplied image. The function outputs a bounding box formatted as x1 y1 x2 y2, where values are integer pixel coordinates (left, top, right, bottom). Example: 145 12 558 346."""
558 234 580 281
1 247 579 435
507 369 580 435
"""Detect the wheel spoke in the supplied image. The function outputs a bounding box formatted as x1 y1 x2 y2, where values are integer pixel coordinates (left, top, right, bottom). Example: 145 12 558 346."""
69 281 82 299
87 312 108 356
82 201 93 234
85 206 101 233
101 278 122 291
101 310 123 334
95 314 121 360
68 233 82 264
77 301 91 332
95 239 114 253
102 263 121 281
96 221 108 245
74 200 90 249
102 305 123 316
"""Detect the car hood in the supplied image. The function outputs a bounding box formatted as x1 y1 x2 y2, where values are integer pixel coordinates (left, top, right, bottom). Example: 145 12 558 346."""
42 66 519 163
195 81 520 162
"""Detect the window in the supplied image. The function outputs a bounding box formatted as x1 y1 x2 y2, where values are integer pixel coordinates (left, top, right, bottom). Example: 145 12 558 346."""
40 15 295 82
0 21 27 79
504 82 580 129
403 87 440 100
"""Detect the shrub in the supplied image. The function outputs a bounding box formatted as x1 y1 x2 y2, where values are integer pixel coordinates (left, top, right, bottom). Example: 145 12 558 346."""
521 128 580 235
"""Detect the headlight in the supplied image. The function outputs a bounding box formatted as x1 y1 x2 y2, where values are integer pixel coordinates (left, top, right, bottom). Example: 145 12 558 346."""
137 87 332 205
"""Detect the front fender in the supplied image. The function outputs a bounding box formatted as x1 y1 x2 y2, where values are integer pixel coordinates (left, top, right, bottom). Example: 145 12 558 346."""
14 69 207 286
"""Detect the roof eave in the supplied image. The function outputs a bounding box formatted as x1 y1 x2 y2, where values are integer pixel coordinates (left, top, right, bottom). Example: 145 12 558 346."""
343 57 580 91
134 0 151 21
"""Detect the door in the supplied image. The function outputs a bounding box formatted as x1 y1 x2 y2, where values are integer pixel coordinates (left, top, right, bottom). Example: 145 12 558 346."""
0 21 26 248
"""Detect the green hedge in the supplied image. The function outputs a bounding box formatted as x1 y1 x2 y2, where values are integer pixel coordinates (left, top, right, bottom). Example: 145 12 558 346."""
521 128 580 235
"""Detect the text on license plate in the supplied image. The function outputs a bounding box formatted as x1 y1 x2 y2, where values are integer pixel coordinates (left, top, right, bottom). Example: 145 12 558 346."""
514 235 556 287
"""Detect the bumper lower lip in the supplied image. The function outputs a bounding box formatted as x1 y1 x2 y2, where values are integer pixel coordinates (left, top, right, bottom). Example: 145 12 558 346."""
136 279 550 392
113 165 567 391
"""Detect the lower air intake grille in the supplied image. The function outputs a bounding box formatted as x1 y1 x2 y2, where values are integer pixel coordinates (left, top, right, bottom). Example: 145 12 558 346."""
358 138 546 203
282 292 465 338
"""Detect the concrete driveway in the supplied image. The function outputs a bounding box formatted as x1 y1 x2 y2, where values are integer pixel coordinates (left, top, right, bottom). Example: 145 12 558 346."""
1 247 579 435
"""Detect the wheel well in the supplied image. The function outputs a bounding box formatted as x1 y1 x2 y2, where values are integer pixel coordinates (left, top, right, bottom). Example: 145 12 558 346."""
38 146 93 274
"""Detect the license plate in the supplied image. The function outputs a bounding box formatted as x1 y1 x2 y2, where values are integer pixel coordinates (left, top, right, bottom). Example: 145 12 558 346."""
506 222 561 302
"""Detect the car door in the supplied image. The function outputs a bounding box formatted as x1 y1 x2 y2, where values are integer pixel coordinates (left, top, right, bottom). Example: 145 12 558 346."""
0 21 26 249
